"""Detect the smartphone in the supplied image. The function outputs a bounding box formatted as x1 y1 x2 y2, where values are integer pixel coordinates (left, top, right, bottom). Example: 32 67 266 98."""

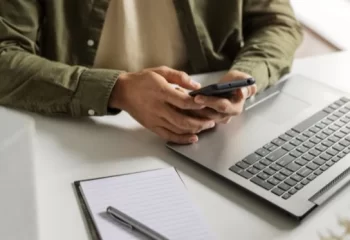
189 78 255 98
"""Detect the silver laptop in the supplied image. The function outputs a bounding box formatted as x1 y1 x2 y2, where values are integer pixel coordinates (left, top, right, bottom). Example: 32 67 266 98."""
167 74 350 219
0 108 38 240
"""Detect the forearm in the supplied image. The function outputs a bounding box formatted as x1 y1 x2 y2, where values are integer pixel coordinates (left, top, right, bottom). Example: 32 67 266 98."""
232 0 303 91
0 50 120 116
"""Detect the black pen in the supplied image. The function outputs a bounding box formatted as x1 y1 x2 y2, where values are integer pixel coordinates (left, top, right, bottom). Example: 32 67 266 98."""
106 206 169 240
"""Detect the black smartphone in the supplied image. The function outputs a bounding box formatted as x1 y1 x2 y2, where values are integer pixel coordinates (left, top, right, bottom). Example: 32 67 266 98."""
189 78 255 98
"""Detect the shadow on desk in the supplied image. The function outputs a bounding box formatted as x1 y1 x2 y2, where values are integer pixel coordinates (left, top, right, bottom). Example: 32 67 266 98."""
33 113 298 233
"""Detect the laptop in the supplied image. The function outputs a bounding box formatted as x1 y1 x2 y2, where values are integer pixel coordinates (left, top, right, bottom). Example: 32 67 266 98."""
167 74 350 220
0 108 38 240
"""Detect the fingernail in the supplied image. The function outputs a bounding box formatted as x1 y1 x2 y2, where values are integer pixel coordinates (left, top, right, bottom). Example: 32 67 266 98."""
192 81 201 88
195 96 204 104
189 136 198 143
241 87 249 99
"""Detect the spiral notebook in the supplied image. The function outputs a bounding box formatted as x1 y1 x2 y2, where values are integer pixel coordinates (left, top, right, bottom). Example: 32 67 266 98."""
74 167 214 240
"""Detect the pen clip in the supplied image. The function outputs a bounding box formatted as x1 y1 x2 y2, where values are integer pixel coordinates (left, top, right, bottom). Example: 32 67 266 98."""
107 211 133 231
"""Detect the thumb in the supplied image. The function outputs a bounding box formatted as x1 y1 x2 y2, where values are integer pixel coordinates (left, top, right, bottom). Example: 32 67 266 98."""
151 66 201 90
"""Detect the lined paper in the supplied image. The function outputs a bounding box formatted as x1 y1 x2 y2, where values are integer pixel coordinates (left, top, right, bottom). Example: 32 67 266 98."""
80 168 214 240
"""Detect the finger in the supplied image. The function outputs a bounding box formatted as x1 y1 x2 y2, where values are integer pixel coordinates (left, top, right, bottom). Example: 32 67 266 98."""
163 85 204 110
151 66 201 90
153 127 198 144
189 108 226 122
163 105 215 133
194 95 242 115
159 117 191 135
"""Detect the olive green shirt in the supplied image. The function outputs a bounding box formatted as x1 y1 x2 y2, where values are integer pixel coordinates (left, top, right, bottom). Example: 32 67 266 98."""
0 0 302 117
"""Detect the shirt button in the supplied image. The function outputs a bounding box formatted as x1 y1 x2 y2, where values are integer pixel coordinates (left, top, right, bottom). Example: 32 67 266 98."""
87 39 95 47
88 109 95 116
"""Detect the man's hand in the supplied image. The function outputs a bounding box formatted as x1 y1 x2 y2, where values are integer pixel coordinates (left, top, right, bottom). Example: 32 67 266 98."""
108 66 216 144
191 70 257 123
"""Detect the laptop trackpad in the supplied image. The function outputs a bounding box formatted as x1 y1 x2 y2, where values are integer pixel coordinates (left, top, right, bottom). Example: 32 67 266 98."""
247 92 310 125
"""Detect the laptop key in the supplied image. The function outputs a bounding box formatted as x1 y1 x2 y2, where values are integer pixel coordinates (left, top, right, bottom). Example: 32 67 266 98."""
303 141 315 149
272 187 285 196
315 144 328 152
263 168 276 176
272 138 286 146
310 137 321 144
295 183 304 190
267 177 280 186
292 111 328 133
326 148 338 156
326 161 334 167
322 140 334 148
328 115 338 122
344 148 350 154
295 158 308 166
332 156 341 162
340 127 350 134
229 166 253 179
280 169 292 177
278 183 291 191
282 193 292 200
289 188 297 195
259 159 272 166
315 122 327 129
303 130 315 138
329 124 340 131
243 153 262 165
286 129 299 137
322 119 333 125
329 103 340 109
340 139 350 147
282 143 295 151
285 178 297 186
302 153 315 161
290 139 302 146
334 131 346 139
291 174 303 182
290 150 302 158
251 177 274 190
257 172 270 180
256 148 270 157
279 134 292 142
320 153 332 160
270 164 282 171
309 149 321 156
307 174 317 181
296 146 308 153
328 135 341 143
247 167 260 175
266 149 287 162
316 132 328 140
286 162 302 172
335 121 346 127
332 143 345 152
314 169 323 175
253 163 265 170
274 173 287 181
264 143 276 151
322 129 334 135
306 162 318 170
323 107 334 114
301 179 310 185
277 155 295 167
236 161 250 169
313 157 326 166
296 135 308 142
338 152 346 158
320 165 329 171
297 168 312 177
309 126 321 133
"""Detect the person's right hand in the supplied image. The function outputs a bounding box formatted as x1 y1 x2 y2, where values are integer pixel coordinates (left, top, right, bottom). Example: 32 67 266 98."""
108 66 216 144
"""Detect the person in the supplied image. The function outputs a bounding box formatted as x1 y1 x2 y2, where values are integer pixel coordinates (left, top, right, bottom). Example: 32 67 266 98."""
0 0 302 144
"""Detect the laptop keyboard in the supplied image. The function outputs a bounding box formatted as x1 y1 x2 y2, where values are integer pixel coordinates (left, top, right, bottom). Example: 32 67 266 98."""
229 97 350 200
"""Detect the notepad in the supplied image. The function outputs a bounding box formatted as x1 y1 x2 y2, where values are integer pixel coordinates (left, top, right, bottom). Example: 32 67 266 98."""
76 168 214 240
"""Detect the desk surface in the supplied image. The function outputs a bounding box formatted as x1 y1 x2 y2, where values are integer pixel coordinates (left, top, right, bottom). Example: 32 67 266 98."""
19 52 350 240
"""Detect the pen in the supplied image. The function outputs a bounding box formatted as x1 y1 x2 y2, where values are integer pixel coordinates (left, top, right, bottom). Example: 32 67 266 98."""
106 206 169 240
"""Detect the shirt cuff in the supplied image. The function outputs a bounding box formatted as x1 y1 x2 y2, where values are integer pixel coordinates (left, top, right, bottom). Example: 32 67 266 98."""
71 68 122 117
231 60 270 92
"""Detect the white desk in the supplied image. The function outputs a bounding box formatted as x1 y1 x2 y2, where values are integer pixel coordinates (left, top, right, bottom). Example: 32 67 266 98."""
14 52 350 240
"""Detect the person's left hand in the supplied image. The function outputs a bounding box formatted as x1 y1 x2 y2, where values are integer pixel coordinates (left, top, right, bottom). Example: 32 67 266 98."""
189 70 257 124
